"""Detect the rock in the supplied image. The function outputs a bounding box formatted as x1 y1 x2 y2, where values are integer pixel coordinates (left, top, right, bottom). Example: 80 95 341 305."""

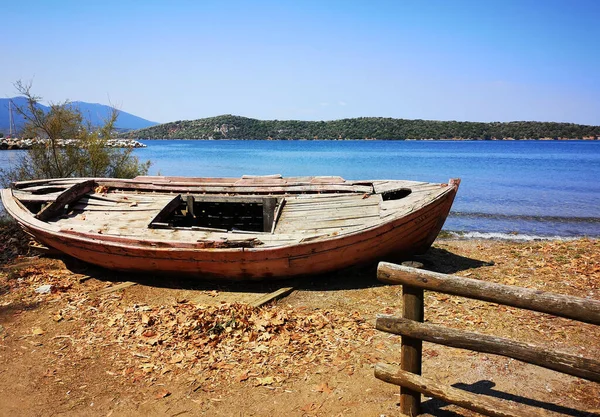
35 284 53 294
0 137 146 150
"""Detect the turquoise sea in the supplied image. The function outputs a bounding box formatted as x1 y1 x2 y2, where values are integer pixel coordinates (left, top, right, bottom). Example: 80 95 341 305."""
2 140 599 238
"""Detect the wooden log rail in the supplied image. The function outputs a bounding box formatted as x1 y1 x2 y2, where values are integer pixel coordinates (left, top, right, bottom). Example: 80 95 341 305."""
374 262 600 417
374 364 558 417
378 262 600 325
377 316 600 383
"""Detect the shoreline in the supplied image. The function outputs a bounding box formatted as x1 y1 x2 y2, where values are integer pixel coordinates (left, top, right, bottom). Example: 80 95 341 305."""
130 137 600 141
1 137 597 150
439 230 597 241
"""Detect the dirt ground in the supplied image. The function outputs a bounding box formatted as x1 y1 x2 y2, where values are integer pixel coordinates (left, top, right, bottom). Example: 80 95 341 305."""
0 224 599 416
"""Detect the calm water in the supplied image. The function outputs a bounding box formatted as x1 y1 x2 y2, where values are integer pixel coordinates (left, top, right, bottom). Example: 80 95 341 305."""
2 140 599 238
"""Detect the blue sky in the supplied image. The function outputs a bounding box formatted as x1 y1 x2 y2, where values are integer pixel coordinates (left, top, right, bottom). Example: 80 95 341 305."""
2 0 599 124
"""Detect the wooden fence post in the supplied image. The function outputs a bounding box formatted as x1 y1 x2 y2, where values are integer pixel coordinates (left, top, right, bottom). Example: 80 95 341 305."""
401 283 424 416
376 261 600 416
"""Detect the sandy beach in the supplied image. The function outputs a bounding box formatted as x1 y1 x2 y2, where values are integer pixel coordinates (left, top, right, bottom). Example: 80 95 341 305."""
0 219 598 416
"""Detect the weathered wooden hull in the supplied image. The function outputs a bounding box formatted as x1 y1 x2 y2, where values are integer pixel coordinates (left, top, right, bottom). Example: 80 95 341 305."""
1 176 459 280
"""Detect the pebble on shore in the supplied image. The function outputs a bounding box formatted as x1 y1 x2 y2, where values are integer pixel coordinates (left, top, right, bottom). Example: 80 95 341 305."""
0 137 146 150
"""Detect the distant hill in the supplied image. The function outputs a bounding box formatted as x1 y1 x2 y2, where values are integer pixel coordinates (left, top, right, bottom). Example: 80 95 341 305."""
0 97 158 135
128 114 600 140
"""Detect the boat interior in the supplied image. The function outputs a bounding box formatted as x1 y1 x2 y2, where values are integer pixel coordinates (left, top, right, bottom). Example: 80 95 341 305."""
4 176 453 248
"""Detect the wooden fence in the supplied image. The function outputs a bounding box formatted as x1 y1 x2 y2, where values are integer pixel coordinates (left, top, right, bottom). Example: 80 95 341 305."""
374 262 600 417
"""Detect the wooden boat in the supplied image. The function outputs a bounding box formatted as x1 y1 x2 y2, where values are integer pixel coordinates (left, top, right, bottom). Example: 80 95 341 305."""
1 175 460 280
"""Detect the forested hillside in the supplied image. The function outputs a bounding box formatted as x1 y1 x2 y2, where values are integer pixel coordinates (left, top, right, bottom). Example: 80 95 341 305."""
129 115 600 140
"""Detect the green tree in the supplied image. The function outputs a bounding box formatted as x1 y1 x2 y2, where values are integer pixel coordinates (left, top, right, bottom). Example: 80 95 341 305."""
0 81 150 186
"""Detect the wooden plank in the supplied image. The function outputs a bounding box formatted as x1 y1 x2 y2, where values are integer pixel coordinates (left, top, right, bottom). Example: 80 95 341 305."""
309 176 346 184
275 215 379 232
379 205 421 220
249 287 295 307
98 179 373 194
283 200 380 212
84 194 157 204
36 180 96 221
283 196 375 206
95 281 137 296
283 206 379 217
19 184 71 192
28 241 62 256
184 195 274 204
374 364 557 417
186 195 195 218
108 192 176 201
284 199 380 209
135 175 347 185
377 263 600 326
379 190 442 211
241 174 283 179
60 227 263 249
270 199 286 234
78 198 156 207
147 194 183 228
285 194 372 204
80 207 158 219
13 177 96 189
59 214 326 245
59 214 156 229
150 223 228 233
0 258 46 271
12 179 54 189
280 207 379 221
281 225 348 235
54 217 153 232
86 194 128 203
78 197 120 206
275 222 365 234
373 180 430 194
236 175 345 185
377 316 600 383
70 204 160 212
283 205 380 215
59 209 153 222
401 285 424 416
12 190 64 203
280 209 380 223
134 175 238 184
282 205 380 218
286 220 379 235
262 197 277 233
298 233 338 243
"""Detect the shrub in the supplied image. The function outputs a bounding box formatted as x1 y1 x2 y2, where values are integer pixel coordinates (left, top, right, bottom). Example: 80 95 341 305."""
0 81 150 187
